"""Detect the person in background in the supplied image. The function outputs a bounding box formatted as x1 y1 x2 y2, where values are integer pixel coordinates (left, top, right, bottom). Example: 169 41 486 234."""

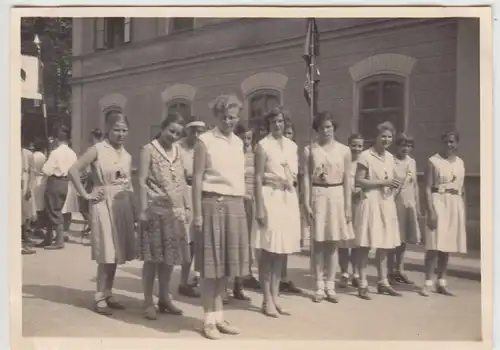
21 145 36 255
303 112 354 303
21 138 36 242
192 94 249 339
69 112 137 315
78 129 104 237
253 106 301 317
31 138 48 237
279 122 302 294
177 115 206 299
387 133 421 285
138 112 191 320
337 133 364 289
353 121 402 300
38 126 77 250
234 122 260 295
420 131 466 297
61 140 80 242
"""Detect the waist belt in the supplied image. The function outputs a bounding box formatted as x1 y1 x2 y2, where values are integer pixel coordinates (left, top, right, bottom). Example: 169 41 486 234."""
312 182 343 188
50 175 68 180
431 188 460 195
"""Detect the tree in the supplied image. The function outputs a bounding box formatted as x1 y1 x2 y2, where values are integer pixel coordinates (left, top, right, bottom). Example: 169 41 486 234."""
21 17 72 138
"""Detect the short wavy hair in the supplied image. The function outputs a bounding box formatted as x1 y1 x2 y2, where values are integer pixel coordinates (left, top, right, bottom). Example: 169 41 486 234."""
209 94 243 115
262 106 292 132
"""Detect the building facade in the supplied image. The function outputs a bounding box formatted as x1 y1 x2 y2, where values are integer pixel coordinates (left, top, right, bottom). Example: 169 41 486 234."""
71 17 481 249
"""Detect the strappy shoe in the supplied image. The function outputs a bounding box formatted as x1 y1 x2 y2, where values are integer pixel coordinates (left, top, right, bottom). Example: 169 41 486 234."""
436 285 455 296
216 321 240 335
357 287 372 300
377 283 403 297
261 302 279 318
105 296 126 310
394 272 414 285
158 300 183 315
144 305 157 320
203 324 222 340
95 300 113 316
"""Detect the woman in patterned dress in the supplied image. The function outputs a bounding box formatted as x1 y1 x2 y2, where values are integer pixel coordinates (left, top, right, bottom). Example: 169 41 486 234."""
303 112 354 303
387 133 421 285
338 133 364 289
420 131 466 297
69 111 137 315
353 121 403 300
253 106 301 317
138 112 191 320
192 94 249 340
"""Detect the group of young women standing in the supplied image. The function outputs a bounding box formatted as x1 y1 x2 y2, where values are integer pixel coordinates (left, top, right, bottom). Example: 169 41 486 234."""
65 92 466 340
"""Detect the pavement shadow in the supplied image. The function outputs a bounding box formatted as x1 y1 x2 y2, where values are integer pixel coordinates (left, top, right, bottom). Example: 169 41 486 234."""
22 284 202 337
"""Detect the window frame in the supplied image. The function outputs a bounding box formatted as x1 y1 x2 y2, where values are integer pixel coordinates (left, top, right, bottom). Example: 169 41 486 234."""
165 98 192 120
94 17 132 51
353 73 409 143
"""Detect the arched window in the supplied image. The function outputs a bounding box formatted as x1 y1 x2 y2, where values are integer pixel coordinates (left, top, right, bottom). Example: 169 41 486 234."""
166 98 192 119
357 74 405 146
247 89 281 142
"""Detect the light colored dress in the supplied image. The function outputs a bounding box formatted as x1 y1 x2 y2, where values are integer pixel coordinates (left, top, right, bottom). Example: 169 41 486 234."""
90 141 137 264
138 140 190 265
424 154 467 253
31 151 47 213
393 156 421 244
353 148 401 249
338 158 359 249
62 146 79 214
253 134 301 254
308 142 354 243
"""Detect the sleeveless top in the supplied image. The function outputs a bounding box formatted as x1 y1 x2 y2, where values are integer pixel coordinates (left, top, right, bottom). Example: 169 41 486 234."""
307 141 350 184
259 134 298 188
428 153 465 195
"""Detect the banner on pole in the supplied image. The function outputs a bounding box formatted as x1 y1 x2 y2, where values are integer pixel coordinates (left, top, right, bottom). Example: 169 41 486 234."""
303 18 320 108
21 55 42 100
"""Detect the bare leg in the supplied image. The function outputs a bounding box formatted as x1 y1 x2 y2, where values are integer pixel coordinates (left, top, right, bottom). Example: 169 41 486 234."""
312 241 325 300
260 250 277 316
435 251 454 295
142 262 157 312
350 248 359 277
376 249 389 285
271 254 285 311
387 248 396 276
420 250 438 296
324 242 338 301
395 243 407 273
338 248 350 276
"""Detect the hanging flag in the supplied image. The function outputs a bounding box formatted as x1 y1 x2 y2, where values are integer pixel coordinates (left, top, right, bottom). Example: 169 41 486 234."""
303 18 320 109
21 55 42 100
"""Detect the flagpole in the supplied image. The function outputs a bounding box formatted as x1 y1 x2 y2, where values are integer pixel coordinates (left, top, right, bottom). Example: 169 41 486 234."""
33 34 49 146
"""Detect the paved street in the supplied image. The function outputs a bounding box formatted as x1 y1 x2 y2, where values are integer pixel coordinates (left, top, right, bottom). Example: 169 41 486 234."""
22 216 482 341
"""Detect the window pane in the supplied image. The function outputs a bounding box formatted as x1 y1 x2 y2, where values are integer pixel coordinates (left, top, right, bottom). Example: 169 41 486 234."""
359 110 403 141
264 95 280 111
167 100 191 119
382 81 403 108
361 82 380 110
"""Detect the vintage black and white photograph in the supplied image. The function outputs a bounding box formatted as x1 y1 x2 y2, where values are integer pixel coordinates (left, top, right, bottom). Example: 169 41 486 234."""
14 6 492 346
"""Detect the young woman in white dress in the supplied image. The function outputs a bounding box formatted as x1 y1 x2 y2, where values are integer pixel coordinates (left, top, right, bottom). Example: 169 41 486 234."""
303 112 354 303
420 131 466 297
387 133 421 285
354 121 403 300
338 133 364 289
254 106 301 317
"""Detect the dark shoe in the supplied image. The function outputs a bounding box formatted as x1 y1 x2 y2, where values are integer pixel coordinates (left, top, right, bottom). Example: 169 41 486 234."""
105 297 126 310
178 284 200 298
242 275 261 290
377 284 403 297
388 273 399 285
64 235 69 242
394 272 414 285
436 285 455 296
44 244 64 250
280 281 301 294
21 247 36 255
95 300 113 315
233 288 251 301
358 287 372 300
158 300 183 315
325 291 339 304
337 275 349 289
351 276 360 288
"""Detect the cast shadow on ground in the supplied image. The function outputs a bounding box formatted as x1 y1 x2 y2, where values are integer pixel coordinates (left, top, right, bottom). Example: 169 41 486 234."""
22 284 203 337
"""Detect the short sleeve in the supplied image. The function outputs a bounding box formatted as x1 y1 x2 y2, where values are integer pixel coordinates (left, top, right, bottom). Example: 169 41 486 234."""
357 151 369 170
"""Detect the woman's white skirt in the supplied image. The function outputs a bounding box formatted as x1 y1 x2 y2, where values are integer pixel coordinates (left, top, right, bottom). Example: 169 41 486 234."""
252 186 301 254
62 182 80 214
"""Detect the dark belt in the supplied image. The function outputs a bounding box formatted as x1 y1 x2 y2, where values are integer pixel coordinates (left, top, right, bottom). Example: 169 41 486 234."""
431 188 460 195
312 182 343 188
50 175 68 180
